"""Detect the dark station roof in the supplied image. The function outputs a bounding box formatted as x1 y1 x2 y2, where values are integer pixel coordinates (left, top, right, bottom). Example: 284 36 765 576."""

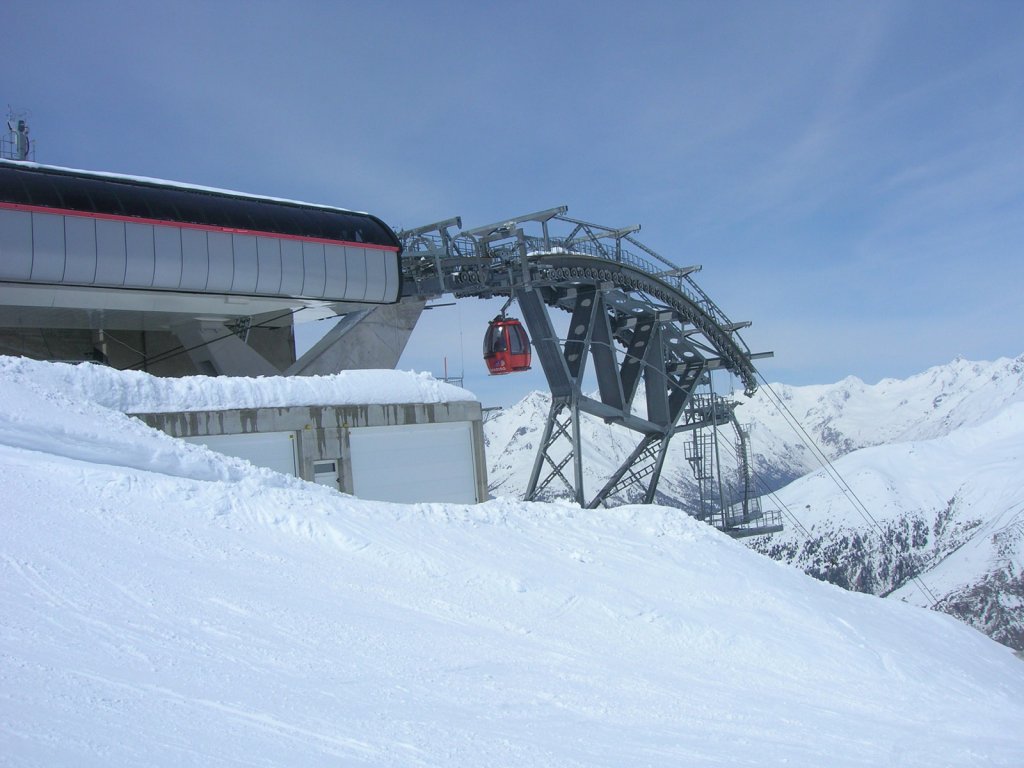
0 160 399 250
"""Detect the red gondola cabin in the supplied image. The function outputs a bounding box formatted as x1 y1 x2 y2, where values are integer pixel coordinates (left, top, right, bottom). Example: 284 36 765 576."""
484 316 532 375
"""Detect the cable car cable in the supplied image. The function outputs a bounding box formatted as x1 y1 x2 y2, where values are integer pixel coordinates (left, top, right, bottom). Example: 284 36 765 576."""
753 372 942 607
113 306 303 373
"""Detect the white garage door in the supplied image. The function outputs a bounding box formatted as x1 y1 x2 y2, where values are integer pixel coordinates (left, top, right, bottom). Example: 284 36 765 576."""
349 421 478 504
183 431 298 476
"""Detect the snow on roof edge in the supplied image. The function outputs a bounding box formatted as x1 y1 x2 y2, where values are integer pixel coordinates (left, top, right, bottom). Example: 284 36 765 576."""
0 357 477 415
0 158 372 217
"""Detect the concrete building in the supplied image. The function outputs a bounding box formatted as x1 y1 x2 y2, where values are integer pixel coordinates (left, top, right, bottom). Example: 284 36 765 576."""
135 398 487 505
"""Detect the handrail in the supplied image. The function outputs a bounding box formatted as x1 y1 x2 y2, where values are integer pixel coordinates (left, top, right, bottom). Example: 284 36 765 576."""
398 210 761 393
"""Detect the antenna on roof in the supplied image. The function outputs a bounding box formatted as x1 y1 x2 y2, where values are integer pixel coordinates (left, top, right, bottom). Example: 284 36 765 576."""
3 108 34 161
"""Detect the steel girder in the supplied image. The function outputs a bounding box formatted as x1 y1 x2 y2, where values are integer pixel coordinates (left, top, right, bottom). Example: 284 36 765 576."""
397 209 775 532
513 275 714 507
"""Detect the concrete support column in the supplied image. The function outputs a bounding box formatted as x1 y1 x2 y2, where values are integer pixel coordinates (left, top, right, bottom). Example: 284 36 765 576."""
287 300 426 375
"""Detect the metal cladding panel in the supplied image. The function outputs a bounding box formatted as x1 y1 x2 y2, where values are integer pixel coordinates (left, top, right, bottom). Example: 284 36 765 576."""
179 228 209 290
349 422 478 504
124 222 155 287
345 247 367 301
0 209 32 279
64 215 98 284
383 248 399 302
364 247 386 302
0 166 400 305
152 225 183 288
231 234 258 293
206 231 234 292
94 219 127 285
301 242 326 297
30 213 66 282
323 244 348 298
183 432 297 476
255 236 282 294
279 239 303 295
0 163 401 306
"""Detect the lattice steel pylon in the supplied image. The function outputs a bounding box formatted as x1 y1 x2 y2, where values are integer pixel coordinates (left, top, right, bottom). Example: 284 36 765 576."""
398 207 781 536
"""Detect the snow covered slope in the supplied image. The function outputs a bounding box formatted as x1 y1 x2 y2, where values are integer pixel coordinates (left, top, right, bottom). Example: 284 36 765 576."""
3 359 1024 766
752 402 1024 650
485 357 1024 649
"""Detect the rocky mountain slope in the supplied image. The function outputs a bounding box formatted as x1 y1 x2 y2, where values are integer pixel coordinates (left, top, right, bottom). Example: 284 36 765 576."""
751 403 1024 650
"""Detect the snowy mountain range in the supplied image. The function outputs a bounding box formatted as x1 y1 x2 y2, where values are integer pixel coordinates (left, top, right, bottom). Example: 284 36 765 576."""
739 354 1024 483
3 357 1024 766
484 355 1024 650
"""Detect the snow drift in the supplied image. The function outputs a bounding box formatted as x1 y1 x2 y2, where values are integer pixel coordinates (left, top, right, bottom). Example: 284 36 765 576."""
2 358 1024 766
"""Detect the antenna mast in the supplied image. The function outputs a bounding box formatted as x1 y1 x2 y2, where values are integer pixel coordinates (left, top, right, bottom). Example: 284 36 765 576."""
2 109 34 161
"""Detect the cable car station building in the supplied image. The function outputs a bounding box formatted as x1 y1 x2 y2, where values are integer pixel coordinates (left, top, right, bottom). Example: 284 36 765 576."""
0 159 483 504
0 159 418 376
0 151 778 535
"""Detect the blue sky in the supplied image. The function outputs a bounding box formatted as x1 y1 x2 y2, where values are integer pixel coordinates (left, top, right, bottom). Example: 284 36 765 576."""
5 1 1023 406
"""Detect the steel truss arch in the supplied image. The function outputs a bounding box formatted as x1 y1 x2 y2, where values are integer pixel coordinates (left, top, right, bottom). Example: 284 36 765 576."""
398 208 780 537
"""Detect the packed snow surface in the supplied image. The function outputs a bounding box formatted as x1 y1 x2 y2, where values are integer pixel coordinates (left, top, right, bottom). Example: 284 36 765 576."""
3 358 1024 766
